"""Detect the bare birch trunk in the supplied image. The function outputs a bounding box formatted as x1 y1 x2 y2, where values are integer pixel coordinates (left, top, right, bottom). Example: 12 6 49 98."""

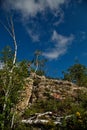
1 17 17 129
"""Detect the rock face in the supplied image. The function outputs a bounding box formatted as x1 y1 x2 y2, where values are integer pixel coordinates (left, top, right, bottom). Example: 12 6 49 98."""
30 75 78 102
16 78 33 112
16 74 86 113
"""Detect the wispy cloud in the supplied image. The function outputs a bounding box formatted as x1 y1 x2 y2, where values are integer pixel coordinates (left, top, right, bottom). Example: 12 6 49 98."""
53 9 64 26
43 30 74 59
3 0 66 18
2 0 67 43
27 29 40 42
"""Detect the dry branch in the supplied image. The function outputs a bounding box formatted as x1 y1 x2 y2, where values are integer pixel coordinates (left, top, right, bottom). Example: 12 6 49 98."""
22 112 73 126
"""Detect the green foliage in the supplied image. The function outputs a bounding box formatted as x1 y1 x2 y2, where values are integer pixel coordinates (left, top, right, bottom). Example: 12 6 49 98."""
36 69 45 76
23 99 59 118
0 46 14 69
0 46 29 130
14 123 33 130
63 63 87 86
62 111 87 130
5 90 86 130
1 46 87 130
23 90 87 130
31 50 47 75
61 91 87 130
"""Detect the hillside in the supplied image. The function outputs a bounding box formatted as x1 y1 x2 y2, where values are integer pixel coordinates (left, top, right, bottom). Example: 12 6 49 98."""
15 73 87 130
17 73 86 111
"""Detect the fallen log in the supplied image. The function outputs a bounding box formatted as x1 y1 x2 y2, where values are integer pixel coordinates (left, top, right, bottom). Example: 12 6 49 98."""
21 111 73 126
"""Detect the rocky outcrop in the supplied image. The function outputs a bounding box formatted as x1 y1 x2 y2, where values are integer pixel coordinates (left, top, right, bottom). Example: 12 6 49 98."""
30 75 78 102
16 74 87 113
16 78 33 112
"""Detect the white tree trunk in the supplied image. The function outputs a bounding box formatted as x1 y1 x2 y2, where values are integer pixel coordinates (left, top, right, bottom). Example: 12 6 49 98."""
1 17 17 129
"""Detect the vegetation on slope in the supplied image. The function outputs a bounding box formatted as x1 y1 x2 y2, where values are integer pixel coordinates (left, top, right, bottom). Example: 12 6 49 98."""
0 46 87 130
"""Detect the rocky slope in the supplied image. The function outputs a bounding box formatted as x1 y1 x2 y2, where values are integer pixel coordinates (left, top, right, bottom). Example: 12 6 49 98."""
16 73 87 113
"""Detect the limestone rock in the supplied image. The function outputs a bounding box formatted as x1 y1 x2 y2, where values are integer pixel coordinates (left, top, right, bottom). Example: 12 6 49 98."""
16 78 33 112
16 74 87 113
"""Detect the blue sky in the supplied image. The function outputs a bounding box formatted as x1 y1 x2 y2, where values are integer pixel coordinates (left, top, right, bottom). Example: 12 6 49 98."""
0 0 87 78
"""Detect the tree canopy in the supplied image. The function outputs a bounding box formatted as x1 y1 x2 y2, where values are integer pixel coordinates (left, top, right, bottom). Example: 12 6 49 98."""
63 63 87 87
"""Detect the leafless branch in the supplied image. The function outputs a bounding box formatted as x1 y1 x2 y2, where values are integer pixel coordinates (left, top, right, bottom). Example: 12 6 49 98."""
0 19 13 38
22 112 73 126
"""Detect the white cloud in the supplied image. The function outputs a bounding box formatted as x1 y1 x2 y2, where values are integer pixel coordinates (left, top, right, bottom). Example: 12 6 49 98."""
2 0 68 44
3 0 66 18
2 0 74 56
53 9 64 26
43 30 74 59
27 29 40 42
